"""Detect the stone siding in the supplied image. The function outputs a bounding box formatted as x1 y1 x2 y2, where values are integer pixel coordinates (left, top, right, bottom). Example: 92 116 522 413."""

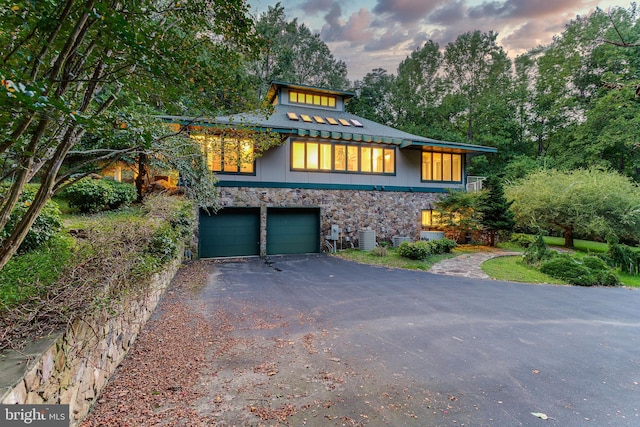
217 187 440 253
0 257 182 426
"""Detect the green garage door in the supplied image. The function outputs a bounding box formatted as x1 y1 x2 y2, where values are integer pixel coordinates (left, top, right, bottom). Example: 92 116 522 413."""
267 208 320 255
199 207 260 258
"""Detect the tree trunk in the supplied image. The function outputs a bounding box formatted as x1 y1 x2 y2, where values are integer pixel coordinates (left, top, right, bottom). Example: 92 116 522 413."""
564 226 574 248
135 151 148 203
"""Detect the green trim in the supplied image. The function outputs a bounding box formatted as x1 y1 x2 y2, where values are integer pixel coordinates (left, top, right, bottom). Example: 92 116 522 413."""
408 140 497 153
215 180 453 193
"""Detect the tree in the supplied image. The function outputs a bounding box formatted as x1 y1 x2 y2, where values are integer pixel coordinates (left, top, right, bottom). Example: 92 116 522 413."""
506 169 640 247
0 0 260 269
248 3 349 98
346 68 395 125
476 176 515 246
442 31 513 145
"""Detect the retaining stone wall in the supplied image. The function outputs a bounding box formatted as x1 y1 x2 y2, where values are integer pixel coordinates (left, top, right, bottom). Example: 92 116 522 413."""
0 256 182 426
218 187 440 251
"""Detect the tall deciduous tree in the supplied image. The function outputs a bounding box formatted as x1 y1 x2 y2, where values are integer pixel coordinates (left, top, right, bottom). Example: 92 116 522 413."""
249 2 349 98
0 0 259 269
506 169 640 247
346 68 395 125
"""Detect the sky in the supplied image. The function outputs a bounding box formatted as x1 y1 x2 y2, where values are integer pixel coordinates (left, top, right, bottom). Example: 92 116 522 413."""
247 0 632 81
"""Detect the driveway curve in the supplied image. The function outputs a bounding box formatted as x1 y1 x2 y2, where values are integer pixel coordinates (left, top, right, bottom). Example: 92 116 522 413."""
86 254 640 426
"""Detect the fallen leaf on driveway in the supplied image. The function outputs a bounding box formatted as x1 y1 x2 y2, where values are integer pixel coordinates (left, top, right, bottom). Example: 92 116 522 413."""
531 412 549 420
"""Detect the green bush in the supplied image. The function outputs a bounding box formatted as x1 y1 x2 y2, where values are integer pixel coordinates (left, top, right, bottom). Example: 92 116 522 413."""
146 224 179 264
607 243 640 275
523 234 555 266
398 240 431 260
539 254 620 286
169 200 195 238
429 238 457 254
62 178 136 213
0 185 63 252
540 255 594 286
370 246 388 257
510 233 536 249
581 255 609 271
104 179 137 209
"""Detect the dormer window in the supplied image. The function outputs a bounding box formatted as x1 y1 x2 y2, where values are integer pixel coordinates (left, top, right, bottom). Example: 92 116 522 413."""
289 90 336 108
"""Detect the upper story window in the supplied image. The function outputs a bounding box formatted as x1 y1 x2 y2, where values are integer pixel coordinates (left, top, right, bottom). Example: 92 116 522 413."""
190 133 254 174
289 90 337 108
291 140 395 175
422 152 462 182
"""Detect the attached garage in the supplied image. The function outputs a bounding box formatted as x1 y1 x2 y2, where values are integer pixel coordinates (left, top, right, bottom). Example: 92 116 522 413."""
267 207 320 255
199 207 260 258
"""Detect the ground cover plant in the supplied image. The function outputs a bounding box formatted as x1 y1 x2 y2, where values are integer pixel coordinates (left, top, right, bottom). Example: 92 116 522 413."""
0 194 194 351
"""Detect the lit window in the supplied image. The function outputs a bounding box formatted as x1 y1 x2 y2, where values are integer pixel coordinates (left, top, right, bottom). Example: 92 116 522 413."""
287 112 299 120
300 114 313 122
350 119 364 127
313 116 326 124
338 118 351 126
421 210 443 230
421 151 462 182
289 90 337 108
191 133 254 174
326 117 339 125
291 140 394 174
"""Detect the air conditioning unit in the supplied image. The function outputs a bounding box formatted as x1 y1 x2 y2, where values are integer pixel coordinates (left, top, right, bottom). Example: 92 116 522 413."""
358 230 376 251
392 236 411 247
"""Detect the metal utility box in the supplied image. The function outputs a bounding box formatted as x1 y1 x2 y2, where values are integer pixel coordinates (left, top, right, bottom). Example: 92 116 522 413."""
358 230 376 251
330 224 341 240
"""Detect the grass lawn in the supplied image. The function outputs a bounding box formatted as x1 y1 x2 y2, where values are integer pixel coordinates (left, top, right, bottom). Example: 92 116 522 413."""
481 255 565 284
542 236 608 253
333 247 456 270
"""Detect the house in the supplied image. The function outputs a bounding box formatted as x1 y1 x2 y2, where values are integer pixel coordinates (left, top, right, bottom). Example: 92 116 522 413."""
161 82 496 258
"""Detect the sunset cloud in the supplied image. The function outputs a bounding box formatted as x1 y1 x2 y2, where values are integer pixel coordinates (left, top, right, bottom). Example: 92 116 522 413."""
249 0 629 80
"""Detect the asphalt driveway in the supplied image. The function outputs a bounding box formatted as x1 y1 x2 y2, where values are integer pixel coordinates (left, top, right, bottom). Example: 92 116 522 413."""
192 254 640 426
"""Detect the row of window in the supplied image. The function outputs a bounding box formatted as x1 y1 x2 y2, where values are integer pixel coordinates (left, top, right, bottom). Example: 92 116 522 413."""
289 90 336 108
292 141 395 174
190 134 463 183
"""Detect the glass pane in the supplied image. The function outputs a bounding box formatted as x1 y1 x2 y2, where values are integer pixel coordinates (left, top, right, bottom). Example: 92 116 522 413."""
443 153 452 181
453 154 462 181
321 96 328 106
334 145 346 170
290 91 298 103
320 144 332 170
239 140 254 173
306 93 313 104
313 95 320 105
328 97 336 107
433 152 442 181
347 146 358 171
372 148 383 172
307 142 319 169
421 210 432 228
384 149 394 173
292 141 305 169
223 139 238 172
422 152 432 180
361 147 372 172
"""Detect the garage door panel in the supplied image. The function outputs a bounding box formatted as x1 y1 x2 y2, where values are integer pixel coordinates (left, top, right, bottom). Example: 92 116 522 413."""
199 208 260 258
267 208 320 255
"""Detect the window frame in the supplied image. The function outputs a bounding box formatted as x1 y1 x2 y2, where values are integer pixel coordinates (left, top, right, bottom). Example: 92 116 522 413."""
291 139 395 175
421 151 463 183
190 132 256 175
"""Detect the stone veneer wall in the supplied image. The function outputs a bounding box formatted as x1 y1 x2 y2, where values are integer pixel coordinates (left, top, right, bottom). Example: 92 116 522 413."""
217 187 441 252
0 256 182 426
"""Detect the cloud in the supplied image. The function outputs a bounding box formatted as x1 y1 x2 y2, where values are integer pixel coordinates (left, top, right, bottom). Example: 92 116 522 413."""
372 0 445 24
428 1 466 25
321 6 375 44
468 0 598 20
299 0 335 14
